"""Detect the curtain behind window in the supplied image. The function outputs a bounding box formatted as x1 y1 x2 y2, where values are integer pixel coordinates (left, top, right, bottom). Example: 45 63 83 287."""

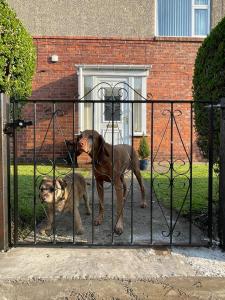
158 0 209 36
158 0 192 36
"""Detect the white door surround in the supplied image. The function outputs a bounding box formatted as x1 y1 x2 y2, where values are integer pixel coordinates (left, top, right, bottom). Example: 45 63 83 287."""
76 64 151 144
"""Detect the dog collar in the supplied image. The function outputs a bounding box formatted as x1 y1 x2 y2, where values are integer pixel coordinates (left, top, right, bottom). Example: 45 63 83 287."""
94 159 100 166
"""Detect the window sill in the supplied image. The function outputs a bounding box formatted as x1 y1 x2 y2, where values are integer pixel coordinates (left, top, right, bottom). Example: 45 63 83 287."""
132 133 147 137
153 36 205 43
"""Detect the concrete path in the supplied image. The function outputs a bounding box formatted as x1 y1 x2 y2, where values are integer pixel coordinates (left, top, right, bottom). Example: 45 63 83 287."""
1 246 225 299
22 176 205 246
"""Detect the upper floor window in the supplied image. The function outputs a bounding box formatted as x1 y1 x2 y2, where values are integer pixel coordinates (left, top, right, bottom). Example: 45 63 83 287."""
157 0 210 37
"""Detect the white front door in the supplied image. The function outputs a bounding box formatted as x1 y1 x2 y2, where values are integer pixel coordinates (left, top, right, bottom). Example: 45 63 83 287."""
79 66 149 144
96 79 129 145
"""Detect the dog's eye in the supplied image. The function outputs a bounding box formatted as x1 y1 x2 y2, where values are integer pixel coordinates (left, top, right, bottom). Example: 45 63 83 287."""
40 187 54 193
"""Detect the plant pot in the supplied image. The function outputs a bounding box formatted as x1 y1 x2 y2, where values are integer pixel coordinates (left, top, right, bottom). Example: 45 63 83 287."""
139 159 148 171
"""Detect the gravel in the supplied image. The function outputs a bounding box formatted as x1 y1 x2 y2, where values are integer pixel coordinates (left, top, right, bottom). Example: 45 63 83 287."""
172 246 225 277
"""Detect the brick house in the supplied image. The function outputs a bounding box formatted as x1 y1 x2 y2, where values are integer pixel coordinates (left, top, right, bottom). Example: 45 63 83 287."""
7 0 225 163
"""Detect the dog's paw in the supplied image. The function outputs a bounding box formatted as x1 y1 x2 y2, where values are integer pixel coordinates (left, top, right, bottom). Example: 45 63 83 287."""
76 227 84 235
140 201 147 208
86 209 91 215
37 228 45 235
94 217 103 226
37 227 48 235
114 225 123 235
37 227 52 236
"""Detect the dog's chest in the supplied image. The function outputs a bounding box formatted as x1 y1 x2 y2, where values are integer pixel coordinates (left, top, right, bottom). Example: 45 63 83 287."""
94 163 113 182
56 199 67 213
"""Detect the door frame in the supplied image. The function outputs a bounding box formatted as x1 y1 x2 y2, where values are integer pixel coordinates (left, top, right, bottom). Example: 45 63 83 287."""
76 65 151 142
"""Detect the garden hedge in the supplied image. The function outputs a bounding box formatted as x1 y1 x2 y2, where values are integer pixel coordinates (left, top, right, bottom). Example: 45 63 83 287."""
193 17 225 163
0 0 36 100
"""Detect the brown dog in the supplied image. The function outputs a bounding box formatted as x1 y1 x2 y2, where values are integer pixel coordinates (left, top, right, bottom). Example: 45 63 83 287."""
77 130 147 235
38 173 91 235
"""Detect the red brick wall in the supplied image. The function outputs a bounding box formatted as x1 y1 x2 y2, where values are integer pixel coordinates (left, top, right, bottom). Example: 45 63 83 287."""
18 36 204 164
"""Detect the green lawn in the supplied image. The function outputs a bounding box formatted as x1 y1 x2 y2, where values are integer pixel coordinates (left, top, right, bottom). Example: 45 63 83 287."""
11 163 218 231
142 163 218 215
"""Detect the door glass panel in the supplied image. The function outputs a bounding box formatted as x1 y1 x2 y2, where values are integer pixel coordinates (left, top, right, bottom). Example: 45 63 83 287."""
134 78 142 133
104 87 121 121
84 76 92 130
104 96 121 121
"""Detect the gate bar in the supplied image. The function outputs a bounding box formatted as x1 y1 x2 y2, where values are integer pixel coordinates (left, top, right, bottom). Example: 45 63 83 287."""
0 94 9 250
33 102 37 244
219 99 225 249
189 103 193 244
13 101 18 246
208 104 214 246
170 103 174 245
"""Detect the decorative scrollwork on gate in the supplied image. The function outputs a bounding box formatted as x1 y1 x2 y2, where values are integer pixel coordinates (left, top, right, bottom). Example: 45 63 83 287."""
152 106 192 240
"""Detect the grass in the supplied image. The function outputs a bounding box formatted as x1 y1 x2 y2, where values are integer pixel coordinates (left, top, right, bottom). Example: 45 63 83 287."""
11 163 218 232
142 163 218 215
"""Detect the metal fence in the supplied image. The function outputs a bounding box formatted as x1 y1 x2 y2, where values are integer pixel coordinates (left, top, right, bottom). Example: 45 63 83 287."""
5 86 217 247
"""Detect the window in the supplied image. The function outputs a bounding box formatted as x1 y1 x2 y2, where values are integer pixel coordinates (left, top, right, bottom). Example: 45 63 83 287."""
157 0 210 37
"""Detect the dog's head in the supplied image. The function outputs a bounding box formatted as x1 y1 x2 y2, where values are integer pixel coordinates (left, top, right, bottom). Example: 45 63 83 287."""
77 130 106 156
39 177 67 204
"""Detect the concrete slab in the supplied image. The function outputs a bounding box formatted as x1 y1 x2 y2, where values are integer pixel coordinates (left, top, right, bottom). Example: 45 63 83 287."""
1 246 225 299
0 247 193 281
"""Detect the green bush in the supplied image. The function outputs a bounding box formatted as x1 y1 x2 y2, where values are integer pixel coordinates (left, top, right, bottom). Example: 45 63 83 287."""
138 135 150 160
193 17 225 163
0 0 36 100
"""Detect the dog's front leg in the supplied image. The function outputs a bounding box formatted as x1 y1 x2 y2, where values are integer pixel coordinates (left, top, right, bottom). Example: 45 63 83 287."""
74 205 84 235
114 178 124 235
38 208 53 235
94 179 104 226
120 174 128 200
134 168 147 208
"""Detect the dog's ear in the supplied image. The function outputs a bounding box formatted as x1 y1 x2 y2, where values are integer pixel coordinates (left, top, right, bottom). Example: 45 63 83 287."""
98 134 110 157
98 134 104 147
77 132 82 140
38 180 43 190
57 178 67 190
38 176 48 189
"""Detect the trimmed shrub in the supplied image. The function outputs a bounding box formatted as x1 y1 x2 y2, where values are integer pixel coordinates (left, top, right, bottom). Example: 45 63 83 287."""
193 17 225 163
138 135 150 160
0 0 36 100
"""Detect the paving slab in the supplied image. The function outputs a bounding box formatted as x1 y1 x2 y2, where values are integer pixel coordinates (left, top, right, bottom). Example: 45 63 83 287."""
1 246 225 299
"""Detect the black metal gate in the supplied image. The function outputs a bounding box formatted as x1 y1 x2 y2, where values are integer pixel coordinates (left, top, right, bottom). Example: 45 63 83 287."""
7 83 216 247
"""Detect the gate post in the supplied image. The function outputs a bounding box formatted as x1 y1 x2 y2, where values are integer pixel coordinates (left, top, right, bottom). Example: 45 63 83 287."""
219 98 225 249
0 93 9 251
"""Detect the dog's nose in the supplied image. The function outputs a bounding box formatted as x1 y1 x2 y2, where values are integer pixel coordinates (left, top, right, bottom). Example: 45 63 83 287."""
40 194 46 203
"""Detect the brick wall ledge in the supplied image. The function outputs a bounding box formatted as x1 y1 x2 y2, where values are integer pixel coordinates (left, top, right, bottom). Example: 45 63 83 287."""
33 35 204 43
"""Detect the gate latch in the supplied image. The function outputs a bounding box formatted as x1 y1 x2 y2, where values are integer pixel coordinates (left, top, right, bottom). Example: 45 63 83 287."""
4 119 33 136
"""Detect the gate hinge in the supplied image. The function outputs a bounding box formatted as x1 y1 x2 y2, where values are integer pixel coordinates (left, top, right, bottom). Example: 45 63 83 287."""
3 119 33 136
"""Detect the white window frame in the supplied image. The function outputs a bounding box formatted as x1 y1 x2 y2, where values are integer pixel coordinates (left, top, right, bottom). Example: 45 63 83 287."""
76 64 151 137
155 0 211 37
192 0 210 37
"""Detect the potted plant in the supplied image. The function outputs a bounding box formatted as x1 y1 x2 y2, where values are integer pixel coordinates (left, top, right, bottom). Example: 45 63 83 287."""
138 135 150 170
